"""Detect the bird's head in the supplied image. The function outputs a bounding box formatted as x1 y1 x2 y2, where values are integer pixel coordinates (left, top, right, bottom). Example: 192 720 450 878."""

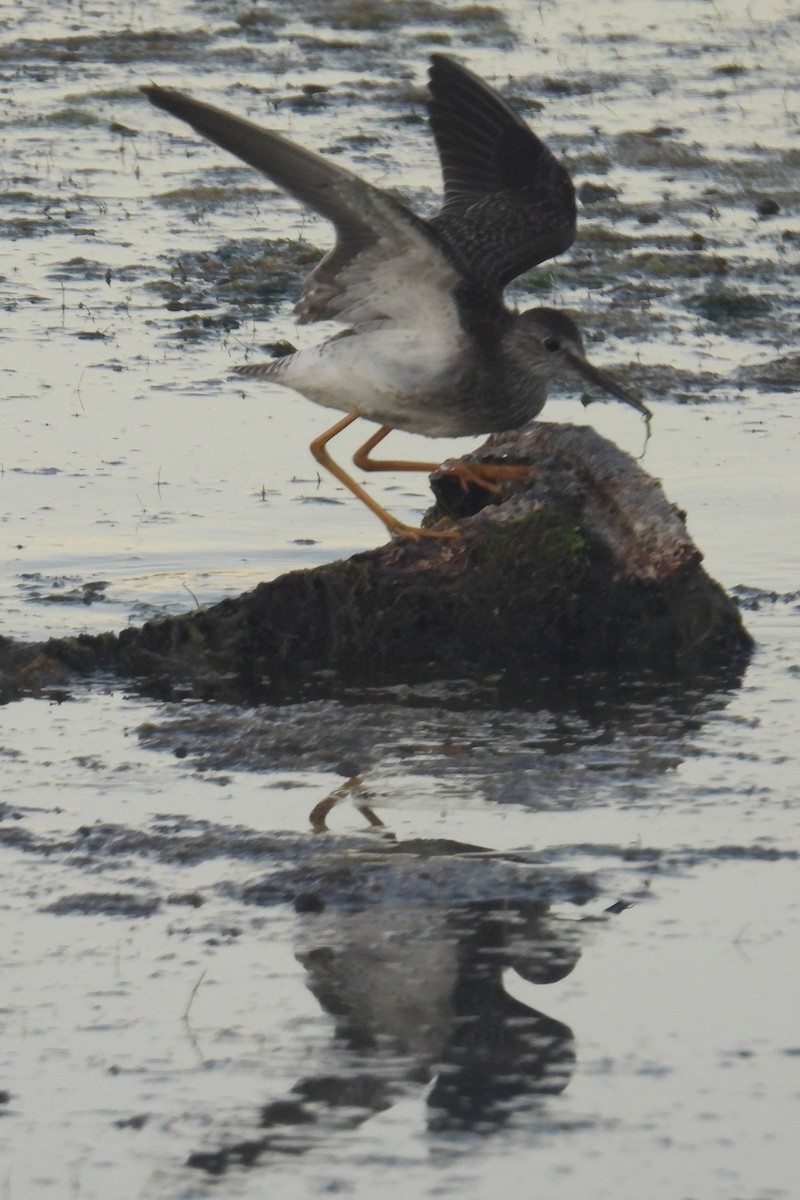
514 308 651 418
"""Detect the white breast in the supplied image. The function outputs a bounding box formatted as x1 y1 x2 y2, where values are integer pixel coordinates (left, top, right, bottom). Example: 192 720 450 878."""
273 315 467 432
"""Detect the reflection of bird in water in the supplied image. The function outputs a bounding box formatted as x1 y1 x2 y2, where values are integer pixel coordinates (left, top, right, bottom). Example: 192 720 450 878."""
144 57 650 538
186 889 581 1175
426 906 577 1131
295 901 578 1132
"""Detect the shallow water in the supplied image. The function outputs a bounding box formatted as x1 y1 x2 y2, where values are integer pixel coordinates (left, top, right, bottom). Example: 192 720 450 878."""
1 0 799 1197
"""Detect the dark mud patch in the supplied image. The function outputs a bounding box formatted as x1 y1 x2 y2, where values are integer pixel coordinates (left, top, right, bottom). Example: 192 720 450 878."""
614 128 710 171
301 0 513 37
731 586 800 612
42 890 161 917
2 783 794 920
20 575 111 607
146 236 323 338
687 287 773 324
0 28 216 66
2 807 599 912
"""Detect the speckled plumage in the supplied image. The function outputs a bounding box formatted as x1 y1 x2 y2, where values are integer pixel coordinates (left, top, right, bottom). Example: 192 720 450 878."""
144 57 648 437
144 58 649 535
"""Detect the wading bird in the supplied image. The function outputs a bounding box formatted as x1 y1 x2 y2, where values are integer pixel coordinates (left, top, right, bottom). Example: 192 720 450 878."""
144 56 649 537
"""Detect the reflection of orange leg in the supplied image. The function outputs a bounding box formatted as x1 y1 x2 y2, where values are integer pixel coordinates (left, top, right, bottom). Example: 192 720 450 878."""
353 427 536 495
309 415 458 539
309 774 386 834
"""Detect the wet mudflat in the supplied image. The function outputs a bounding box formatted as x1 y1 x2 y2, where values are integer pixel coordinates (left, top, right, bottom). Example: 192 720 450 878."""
1 1 799 1197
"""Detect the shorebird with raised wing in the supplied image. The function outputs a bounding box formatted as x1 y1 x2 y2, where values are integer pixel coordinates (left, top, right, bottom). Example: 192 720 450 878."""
144 56 650 537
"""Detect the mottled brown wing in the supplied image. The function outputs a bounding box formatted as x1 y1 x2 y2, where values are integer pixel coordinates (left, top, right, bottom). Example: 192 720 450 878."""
143 85 463 326
425 54 576 293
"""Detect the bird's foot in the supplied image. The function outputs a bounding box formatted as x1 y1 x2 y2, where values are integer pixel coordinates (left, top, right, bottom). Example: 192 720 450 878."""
437 460 537 494
389 517 461 540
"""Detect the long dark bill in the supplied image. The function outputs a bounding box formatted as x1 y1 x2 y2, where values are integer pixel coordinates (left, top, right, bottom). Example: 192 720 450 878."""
566 349 652 419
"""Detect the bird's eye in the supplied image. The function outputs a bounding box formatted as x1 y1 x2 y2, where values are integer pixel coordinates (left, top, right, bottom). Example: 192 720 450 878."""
544 336 561 352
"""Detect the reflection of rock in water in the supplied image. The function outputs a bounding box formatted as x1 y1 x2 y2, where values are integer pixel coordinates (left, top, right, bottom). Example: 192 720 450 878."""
189 857 584 1173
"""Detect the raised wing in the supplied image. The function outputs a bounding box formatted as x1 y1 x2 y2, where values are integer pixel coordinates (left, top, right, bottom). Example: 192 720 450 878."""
143 85 463 327
426 54 576 292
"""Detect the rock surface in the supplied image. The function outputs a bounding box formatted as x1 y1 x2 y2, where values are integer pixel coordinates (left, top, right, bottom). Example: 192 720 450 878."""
0 423 752 703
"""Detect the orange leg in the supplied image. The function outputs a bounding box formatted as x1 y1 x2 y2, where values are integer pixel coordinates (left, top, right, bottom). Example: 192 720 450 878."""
309 415 459 539
352 424 442 475
353 426 536 495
